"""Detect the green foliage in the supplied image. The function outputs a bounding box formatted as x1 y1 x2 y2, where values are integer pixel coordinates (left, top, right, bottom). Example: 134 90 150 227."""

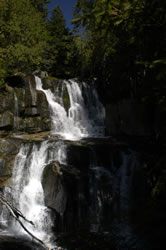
72 0 166 101
30 0 50 18
0 0 81 81
0 0 48 77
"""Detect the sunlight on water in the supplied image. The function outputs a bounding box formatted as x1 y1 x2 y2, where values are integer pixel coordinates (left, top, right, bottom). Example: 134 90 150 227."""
35 76 105 140
0 141 66 249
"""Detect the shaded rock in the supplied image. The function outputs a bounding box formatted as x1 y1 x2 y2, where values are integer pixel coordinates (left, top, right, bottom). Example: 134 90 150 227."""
41 78 61 92
66 144 90 171
0 111 13 130
37 91 50 119
5 75 25 88
42 161 67 215
0 235 45 250
0 89 14 114
33 70 48 78
20 117 42 133
24 75 37 107
0 138 21 187
106 100 158 136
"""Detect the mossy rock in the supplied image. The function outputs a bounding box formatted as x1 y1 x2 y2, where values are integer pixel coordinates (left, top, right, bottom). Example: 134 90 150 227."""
62 85 70 113
41 78 61 92
20 116 41 133
0 138 21 187
0 87 15 114
0 111 13 130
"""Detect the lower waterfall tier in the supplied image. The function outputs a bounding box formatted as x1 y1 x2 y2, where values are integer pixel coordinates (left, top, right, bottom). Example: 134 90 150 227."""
0 136 165 249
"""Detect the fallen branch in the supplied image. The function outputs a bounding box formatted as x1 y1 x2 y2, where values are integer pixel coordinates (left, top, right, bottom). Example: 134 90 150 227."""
0 192 50 250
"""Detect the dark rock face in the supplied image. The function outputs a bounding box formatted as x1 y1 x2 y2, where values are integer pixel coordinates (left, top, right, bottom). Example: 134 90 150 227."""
105 100 159 137
42 160 67 215
0 235 45 250
42 141 147 234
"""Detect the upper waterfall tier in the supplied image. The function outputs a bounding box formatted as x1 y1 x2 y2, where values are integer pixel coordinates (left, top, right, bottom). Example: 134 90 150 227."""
35 76 105 140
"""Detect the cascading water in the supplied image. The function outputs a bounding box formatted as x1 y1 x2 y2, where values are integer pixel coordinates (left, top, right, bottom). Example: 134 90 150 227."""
0 76 106 248
35 76 105 140
65 80 105 137
0 140 66 248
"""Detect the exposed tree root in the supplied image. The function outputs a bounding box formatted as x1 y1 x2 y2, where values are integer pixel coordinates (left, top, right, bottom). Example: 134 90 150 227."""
0 192 50 250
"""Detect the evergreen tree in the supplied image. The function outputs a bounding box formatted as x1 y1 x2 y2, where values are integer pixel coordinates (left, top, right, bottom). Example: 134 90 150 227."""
44 5 79 78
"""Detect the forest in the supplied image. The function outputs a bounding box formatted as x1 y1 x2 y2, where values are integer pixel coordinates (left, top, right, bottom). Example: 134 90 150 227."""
0 0 165 102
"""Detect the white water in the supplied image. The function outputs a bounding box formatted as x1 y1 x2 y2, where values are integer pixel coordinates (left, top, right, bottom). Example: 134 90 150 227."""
66 80 105 137
35 76 105 140
0 76 106 248
0 141 66 248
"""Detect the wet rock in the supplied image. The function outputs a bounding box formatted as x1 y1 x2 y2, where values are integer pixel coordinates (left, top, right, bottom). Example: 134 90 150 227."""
37 91 50 119
56 231 118 250
42 161 67 215
0 235 45 250
41 78 60 92
66 144 90 171
0 138 21 187
33 70 48 78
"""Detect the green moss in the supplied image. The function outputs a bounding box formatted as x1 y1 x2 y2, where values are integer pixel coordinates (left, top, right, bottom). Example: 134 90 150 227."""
63 96 70 111
41 76 59 81
63 87 70 112
14 72 26 77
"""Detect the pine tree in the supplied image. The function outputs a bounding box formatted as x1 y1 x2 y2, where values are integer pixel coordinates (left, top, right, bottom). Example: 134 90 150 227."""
44 5 79 78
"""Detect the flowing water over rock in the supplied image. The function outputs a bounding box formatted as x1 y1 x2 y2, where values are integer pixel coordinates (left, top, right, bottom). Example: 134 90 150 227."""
35 77 105 140
0 77 149 249
0 141 67 249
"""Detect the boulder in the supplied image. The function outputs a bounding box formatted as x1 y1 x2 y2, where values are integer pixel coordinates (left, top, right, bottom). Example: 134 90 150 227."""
33 70 48 78
42 161 67 215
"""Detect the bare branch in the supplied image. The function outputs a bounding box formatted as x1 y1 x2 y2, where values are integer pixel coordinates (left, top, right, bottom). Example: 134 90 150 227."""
0 192 50 250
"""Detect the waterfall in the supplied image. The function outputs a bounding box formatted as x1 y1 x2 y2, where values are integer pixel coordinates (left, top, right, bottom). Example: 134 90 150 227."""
88 148 113 232
0 140 66 248
35 76 105 140
0 74 149 249
65 80 105 137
